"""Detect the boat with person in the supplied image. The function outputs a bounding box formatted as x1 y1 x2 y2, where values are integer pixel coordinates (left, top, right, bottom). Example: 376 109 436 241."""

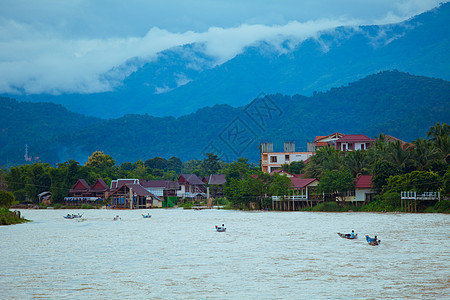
337 231 357 239
63 213 82 219
142 213 151 218
215 224 226 232
113 215 121 221
365 235 380 246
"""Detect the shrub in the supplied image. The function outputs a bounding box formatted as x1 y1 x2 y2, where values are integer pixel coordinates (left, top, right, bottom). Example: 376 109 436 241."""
312 201 341 212
0 190 14 207
179 202 193 209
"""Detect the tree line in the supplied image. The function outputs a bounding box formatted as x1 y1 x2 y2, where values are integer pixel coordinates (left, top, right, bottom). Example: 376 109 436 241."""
0 123 448 212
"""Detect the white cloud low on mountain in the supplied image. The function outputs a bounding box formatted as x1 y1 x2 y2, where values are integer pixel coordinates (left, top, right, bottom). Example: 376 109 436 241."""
0 0 444 95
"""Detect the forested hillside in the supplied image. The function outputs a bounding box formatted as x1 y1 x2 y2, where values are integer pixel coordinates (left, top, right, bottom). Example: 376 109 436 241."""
5 3 449 118
1 70 448 166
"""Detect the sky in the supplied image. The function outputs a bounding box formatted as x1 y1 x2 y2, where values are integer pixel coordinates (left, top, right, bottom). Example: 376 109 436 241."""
0 0 445 95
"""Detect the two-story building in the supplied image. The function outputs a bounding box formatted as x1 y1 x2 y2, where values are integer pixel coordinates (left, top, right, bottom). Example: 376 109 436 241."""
261 142 313 173
177 174 206 199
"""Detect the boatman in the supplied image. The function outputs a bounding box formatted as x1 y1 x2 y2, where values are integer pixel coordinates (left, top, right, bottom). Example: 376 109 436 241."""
350 230 355 238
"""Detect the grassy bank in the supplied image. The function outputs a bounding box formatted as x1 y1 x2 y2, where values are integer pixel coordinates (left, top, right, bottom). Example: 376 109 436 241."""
0 208 30 225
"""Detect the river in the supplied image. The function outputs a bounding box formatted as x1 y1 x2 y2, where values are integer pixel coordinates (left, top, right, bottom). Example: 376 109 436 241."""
1 209 449 299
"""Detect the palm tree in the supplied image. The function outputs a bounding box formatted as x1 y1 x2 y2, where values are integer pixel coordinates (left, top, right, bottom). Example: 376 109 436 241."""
387 140 413 172
344 150 369 177
304 146 342 179
411 138 439 171
427 123 449 142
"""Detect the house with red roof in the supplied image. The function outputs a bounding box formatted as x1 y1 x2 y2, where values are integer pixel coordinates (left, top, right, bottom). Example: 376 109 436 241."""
340 175 376 203
307 133 345 152
332 134 375 151
354 175 376 202
271 171 323 210
65 178 110 205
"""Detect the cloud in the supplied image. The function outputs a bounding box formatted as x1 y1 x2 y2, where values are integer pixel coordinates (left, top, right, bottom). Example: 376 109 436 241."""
0 0 445 95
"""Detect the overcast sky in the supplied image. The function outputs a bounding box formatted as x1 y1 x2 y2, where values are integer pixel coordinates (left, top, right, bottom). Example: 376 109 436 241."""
0 0 445 95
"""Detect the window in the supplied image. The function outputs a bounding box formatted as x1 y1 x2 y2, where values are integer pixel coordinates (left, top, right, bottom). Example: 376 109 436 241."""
361 144 365 150
285 154 290 161
270 156 277 163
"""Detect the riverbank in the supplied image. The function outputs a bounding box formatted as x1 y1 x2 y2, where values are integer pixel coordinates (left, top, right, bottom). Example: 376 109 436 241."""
0 208 30 225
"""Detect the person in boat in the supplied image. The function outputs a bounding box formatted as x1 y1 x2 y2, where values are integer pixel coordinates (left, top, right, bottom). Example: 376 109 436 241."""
350 230 355 238
374 236 378 244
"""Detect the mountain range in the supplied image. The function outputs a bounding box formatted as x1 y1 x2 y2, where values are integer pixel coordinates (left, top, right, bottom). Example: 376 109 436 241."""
3 2 450 119
1 70 449 167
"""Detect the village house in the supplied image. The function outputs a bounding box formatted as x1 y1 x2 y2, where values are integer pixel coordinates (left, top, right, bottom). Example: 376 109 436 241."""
307 133 345 152
65 179 110 205
204 174 226 198
307 133 374 152
109 181 162 209
272 177 322 210
332 134 375 151
177 174 206 199
340 175 376 203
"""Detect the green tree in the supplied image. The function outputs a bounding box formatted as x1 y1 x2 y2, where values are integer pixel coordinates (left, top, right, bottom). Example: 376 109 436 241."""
144 157 168 171
201 153 222 176
427 122 449 143
281 161 304 174
384 171 442 194
85 151 115 170
344 150 369 177
411 138 439 171
0 190 14 207
167 157 183 173
304 146 342 179
371 159 402 193
269 173 292 197
317 170 354 201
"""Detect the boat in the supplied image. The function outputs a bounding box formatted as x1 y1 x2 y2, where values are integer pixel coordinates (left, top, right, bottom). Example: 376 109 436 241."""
142 213 151 218
337 232 357 239
365 235 380 246
113 215 121 221
215 225 226 232
63 213 82 219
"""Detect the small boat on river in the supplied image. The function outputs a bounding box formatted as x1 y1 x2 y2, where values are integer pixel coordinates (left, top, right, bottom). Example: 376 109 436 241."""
337 232 357 239
215 225 226 232
142 213 151 218
365 235 380 246
113 215 121 221
63 213 82 219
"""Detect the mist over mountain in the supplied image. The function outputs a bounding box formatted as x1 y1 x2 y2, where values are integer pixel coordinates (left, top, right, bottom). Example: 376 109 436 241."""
1 71 448 167
4 3 449 119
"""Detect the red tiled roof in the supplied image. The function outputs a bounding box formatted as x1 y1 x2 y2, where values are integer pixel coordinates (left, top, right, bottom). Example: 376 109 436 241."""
91 179 109 191
290 178 318 189
314 135 326 142
355 175 372 189
315 133 344 142
69 179 90 193
337 135 374 143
